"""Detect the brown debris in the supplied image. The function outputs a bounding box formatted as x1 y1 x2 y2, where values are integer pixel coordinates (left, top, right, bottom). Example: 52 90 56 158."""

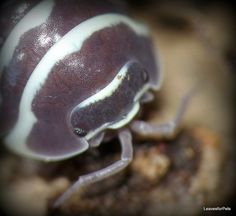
0 1 235 215
0 127 232 216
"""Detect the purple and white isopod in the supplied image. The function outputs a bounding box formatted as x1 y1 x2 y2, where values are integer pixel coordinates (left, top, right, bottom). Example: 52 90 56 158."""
0 0 191 206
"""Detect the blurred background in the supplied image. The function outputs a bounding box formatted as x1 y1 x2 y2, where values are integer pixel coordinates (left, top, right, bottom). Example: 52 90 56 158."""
126 0 236 211
0 0 235 215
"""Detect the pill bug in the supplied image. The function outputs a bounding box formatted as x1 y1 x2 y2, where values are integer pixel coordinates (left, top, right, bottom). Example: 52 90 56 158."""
0 0 168 206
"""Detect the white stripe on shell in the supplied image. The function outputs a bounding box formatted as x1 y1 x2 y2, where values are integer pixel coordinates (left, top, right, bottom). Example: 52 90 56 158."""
5 13 149 161
81 60 150 140
0 0 54 76
86 83 150 140
77 61 132 109
108 102 140 129
85 102 141 140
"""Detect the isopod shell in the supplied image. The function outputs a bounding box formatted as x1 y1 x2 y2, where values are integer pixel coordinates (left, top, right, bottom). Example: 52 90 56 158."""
0 0 161 161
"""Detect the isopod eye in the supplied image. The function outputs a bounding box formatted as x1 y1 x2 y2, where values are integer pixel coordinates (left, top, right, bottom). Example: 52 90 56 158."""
74 128 88 137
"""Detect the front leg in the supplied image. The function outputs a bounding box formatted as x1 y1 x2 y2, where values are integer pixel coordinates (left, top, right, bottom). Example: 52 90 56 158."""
54 128 133 207
131 88 196 138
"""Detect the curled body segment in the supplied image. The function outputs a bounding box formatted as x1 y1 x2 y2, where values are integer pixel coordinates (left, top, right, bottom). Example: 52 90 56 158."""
0 0 161 160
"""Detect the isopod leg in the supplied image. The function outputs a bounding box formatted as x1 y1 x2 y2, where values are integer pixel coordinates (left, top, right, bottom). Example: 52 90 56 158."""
131 88 196 138
89 132 105 148
53 128 133 207
140 91 154 103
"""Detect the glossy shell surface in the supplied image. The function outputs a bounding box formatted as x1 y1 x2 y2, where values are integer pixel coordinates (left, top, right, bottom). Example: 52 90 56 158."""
0 0 161 160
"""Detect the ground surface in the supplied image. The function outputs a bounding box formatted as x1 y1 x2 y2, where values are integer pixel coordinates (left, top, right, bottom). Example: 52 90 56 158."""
0 1 235 216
